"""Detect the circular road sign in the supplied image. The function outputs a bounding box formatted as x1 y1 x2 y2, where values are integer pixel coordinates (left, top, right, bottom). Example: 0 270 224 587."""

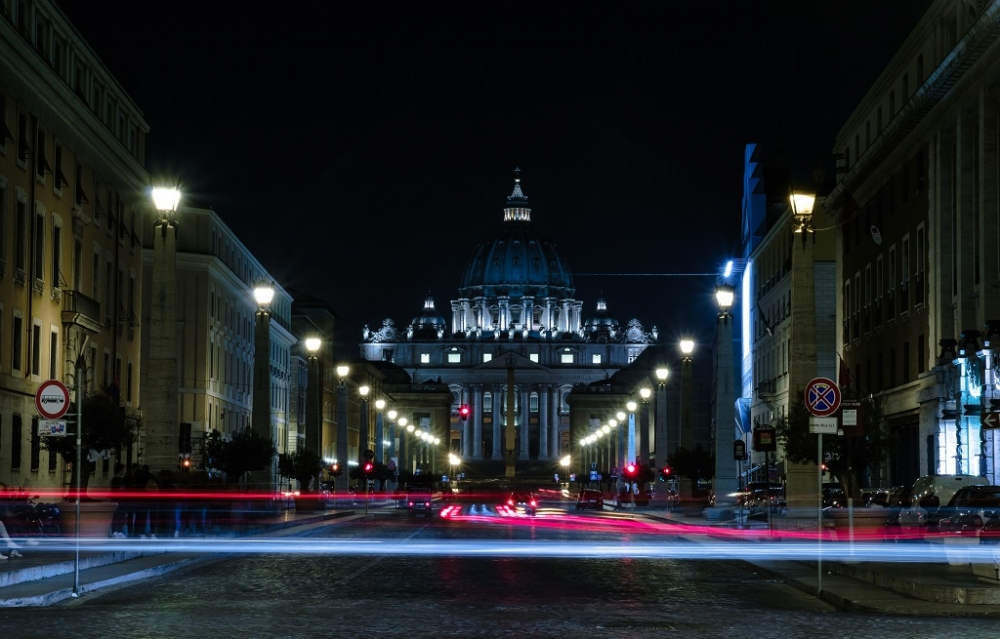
804 377 841 417
35 379 70 420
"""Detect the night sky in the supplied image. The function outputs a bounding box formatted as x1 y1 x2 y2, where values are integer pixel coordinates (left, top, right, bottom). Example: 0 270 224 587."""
55 1 932 360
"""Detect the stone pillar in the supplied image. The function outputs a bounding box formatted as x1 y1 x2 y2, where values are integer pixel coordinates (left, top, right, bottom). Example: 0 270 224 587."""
551 386 561 458
492 385 502 459
520 389 530 459
145 216 179 475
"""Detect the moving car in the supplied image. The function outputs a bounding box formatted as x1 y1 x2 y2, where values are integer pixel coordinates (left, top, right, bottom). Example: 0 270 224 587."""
894 474 989 538
407 487 434 517
506 491 538 515
576 489 604 511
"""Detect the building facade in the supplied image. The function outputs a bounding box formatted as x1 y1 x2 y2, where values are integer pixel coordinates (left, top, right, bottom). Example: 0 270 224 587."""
140 205 295 476
827 0 1000 486
0 0 148 490
359 172 660 477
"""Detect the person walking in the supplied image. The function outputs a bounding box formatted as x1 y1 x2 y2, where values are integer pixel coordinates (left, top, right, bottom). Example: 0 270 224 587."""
0 519 23 559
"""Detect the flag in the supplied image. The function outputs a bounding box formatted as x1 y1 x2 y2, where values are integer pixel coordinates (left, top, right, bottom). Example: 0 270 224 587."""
755 296 773 337
838 354 853 390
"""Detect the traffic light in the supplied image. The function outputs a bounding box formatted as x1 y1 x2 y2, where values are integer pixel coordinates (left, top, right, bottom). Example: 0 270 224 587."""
458 404 471 421
660 466 672 481
623 462 637 479
363 461 374 476
330 462 342 477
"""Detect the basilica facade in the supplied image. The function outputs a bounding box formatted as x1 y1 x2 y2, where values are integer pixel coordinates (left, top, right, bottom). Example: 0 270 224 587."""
359 172 659 470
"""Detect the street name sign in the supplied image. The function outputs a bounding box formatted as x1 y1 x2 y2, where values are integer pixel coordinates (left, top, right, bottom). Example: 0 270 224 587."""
809 416 838 434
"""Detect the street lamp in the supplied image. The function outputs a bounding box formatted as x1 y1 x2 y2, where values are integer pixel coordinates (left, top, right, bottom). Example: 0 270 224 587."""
335 364 350 496
359 384 370 460
654 367 670 469
626 400 637 468
146 186 182 475
712 283 739 515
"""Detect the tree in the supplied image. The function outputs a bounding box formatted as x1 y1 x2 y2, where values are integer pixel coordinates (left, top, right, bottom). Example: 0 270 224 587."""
667 445 715 486
43 390 140 492
278 449 323 493
773 390 893 501
201 428 276 485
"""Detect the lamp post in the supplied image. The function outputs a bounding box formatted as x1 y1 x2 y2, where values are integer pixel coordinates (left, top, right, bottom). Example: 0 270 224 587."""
305 337 323 507
146 186 181 476
712 284 739 514
626 400 637 467
335 364 350 497
560 455 570 488
359 384 370 460
251 280 276 493
406 421 415 473
655 367 669 471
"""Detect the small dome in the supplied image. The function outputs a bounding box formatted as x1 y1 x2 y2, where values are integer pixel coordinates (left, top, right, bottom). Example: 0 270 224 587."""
411 296 447 336
583 299 620 343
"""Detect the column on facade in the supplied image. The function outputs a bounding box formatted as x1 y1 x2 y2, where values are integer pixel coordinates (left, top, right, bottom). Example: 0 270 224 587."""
523 297 534 331
550 386 560 459
498 297 509 331
462 388 473 459
473 385 484 460
519 388 530 459
560 300 570 332
539 385 549 459
543 298 553 331
492 384 503 458
982 88 1000 320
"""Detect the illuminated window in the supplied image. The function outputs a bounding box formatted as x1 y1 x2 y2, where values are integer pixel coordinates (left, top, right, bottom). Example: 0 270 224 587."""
447 352 461 363
592 354 601 364
484 392 493 412
529 353 539 363
561 353 574 364
420 353 430 364
483 353 492 363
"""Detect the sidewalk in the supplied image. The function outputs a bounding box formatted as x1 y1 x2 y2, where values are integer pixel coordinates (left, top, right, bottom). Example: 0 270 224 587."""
638 504 1000 617
0 507 359 607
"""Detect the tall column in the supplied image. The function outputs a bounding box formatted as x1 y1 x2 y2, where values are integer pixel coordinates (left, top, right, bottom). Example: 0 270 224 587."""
145 208 179 475
335 377 350 495
473 385 483 460
655 379 668 469
681 356 694 451
640 396 650 466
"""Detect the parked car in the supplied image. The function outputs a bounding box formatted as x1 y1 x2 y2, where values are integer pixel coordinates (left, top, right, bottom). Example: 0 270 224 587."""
576 489 604 511
743 482 784 517
894 474 989 539
933 485 1000 539
407 487 434 517
822 482 846 508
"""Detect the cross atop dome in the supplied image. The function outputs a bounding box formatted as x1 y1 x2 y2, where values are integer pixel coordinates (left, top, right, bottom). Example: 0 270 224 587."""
504 167 531 222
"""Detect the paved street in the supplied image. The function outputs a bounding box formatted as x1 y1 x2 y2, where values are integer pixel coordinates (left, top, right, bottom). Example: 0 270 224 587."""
2 508 999 638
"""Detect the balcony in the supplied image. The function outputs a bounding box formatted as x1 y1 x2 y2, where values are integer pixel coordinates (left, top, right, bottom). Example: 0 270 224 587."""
62 290 103 334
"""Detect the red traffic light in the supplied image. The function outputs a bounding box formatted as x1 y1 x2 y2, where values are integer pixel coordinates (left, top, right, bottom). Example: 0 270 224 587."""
363 461 374 474
624 462 637 477
459 404 471 421
662 466 671 475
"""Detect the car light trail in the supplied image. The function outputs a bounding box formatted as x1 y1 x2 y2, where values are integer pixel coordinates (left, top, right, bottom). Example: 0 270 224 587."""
19 535 1000 565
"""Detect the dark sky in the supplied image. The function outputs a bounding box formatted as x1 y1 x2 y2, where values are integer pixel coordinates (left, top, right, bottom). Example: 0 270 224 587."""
55 1 932 360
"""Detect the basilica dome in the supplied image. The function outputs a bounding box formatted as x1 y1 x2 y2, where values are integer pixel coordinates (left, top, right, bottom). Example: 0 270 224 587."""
582 298 620 342
458 170 574 300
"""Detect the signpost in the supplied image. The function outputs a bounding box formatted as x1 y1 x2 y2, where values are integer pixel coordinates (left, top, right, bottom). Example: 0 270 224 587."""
805 376 841 596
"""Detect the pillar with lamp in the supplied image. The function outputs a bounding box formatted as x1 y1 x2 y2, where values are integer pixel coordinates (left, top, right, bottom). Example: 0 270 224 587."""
305 336 324 505
784 188 824 516
707 282 740 519
654 367 669 473
146 186 182 474
335 364 351 497
251 280 278 492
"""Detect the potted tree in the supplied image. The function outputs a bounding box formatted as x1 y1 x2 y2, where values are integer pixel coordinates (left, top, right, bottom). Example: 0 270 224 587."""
201 428 277 521
42 389 141 537
278 449 323 512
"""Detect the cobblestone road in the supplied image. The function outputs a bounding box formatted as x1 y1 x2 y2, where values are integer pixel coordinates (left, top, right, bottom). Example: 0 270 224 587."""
2 512 998 638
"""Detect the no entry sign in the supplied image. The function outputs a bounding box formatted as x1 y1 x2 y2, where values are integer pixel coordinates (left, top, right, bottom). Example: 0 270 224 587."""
35 379 70 420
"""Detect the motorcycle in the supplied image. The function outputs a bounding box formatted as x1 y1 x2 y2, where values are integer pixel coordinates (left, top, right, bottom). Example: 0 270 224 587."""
7 497 62 537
